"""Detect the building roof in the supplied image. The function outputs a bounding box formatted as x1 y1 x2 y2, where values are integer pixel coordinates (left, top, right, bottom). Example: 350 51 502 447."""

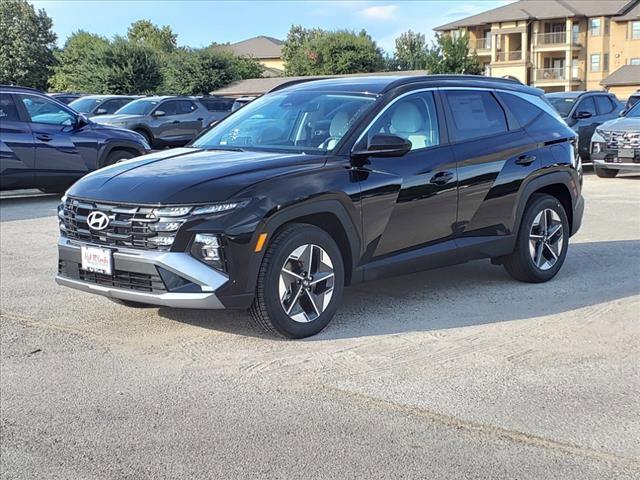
600 65 640 86
613 1 640 20
434 0 637 30
214 36 283 59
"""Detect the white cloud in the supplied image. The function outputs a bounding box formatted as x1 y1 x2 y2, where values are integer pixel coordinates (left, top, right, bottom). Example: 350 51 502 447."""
360 4 399 21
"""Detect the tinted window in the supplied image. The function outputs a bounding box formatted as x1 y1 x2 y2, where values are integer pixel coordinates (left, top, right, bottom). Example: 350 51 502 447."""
68 97 102 114
576 96 597 116
158 101 179 116
445 90 508 142
547 95 576 117
101 98 130 114
116 99 159 115
499 92 543 127
594 95 614 115
361 91 439 151
19 95 75 125
200 98 234 111
177 100 197 114
0 93 20 122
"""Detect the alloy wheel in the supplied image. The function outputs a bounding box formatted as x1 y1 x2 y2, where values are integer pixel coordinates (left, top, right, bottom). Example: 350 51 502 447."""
529 208 564 271
279 244 335 323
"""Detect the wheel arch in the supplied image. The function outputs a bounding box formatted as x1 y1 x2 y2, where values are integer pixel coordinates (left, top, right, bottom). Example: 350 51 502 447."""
98 141 146 168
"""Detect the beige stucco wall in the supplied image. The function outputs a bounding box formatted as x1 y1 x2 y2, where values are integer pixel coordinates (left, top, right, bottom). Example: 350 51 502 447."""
259 58 285 71
606 84 639 99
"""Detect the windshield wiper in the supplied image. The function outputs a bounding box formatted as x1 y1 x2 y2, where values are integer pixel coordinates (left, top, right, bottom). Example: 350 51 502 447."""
203 146 245 152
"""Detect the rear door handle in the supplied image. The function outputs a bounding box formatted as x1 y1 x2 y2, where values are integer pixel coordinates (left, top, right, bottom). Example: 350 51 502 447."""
516 154 536 166
430 171 454 185
35 133 52 142
172 120 180 124
197 118 203 121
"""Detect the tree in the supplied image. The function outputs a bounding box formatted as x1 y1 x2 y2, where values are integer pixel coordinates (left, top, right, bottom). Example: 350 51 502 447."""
127 20 177 54
282 26 385 76
424 33 483 75
162 48 262 95
0 0 56 89
393 30 427 70
49 31 110 93
101 37 163 94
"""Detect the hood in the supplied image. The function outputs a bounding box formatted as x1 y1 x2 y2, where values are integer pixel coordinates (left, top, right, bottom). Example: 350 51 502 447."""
67 148 327 204
93 114 143 124
597 116 640 132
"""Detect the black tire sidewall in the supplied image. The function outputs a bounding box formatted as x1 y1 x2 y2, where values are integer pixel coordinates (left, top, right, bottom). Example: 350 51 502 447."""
262 226 344 338
518 195 570 282
595 166 618 178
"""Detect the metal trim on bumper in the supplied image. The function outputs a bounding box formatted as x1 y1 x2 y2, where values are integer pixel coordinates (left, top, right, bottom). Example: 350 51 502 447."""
593 159 640 171
56 237 228 309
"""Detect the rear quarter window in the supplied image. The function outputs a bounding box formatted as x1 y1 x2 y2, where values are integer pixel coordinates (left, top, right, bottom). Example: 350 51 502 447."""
497 92 543 127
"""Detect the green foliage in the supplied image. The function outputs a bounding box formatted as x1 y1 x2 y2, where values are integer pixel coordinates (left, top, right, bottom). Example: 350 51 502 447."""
162 48 262 95
49 31 110 93
283 26 385 76
424 33 483 75
0 0 56 89
100 37 163 94
127 20 177 54
393 30 428 70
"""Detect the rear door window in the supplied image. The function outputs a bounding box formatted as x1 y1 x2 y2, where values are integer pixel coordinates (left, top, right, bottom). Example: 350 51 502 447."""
444 90 508 142
178 100 198 114
594 95 615 115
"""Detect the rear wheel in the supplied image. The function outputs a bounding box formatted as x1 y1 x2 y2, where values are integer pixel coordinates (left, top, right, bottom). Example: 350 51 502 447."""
103 149 135 167
249 223 344 339
595 166 618 178
503 194 569 283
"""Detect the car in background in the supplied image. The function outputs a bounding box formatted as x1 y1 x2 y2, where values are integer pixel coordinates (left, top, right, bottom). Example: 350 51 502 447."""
590 101 640 178
196 95 235 124
546 91 623 162
48 93 85 104
620 90 640 116
231 96 256 111
68 95 139 118
93 96 218 148
0 85 150 193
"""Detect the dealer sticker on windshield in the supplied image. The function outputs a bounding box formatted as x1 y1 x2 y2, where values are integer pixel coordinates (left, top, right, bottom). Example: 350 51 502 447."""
81 246 113 275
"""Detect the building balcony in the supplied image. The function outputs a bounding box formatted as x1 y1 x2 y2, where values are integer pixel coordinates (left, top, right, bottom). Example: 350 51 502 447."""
534 32 582 48
473 38 491 52
495 50 522 62
533 67 583 83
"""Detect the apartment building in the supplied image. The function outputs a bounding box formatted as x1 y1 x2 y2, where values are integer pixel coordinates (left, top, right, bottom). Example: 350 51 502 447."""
435 0 640 95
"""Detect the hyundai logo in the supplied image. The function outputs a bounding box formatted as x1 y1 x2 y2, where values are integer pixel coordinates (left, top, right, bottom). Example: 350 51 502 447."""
86 211 110 231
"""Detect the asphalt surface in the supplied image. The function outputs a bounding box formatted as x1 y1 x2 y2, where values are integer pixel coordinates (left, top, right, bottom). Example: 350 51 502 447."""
1 174 639 479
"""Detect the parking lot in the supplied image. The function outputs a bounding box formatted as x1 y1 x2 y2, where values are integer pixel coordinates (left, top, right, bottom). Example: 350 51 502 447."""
1 172 639 479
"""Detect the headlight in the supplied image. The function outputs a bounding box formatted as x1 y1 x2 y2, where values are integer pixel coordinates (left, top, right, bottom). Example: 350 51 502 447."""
592 142 605 154
190 234 224 270
192 202 239 215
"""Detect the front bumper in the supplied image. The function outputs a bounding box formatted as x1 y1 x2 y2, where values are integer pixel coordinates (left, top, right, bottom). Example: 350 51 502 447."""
56 237 228 309
591 149 640 171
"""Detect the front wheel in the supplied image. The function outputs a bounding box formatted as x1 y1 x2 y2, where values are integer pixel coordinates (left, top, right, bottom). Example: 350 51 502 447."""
249 223 344 339
595 166 618 178
503 194 569 283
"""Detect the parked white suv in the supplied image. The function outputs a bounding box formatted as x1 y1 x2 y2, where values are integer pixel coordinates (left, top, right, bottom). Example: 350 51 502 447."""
591 102 640 178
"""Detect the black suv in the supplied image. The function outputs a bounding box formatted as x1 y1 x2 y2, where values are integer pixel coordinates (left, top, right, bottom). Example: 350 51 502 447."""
56 75 584 338
1 86 150 192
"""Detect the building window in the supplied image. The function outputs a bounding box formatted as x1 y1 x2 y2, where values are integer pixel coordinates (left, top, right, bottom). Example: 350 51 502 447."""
603 53 609 71
631 21 640 40
590 18 601 36
630 58 640 65
590 54 601 72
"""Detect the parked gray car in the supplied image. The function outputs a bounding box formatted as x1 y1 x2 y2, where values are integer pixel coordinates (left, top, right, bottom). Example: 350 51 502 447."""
93 96 217 148
68 95 139 118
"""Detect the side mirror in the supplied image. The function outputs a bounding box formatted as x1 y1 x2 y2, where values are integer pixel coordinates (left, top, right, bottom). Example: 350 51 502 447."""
153 110 166 117
352 134 412 158
76 114 89 128
619 109 628 117
95 108 108 115
574 111 592 119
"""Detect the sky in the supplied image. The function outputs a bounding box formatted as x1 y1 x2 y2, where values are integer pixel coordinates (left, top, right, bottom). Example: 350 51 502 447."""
29 0 512 54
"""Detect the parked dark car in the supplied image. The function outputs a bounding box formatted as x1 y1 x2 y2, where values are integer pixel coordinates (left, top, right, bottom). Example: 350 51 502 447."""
231 96 256 111
56 75 584 338
546 91 623 162
68 95 139 118
196 96 235 125
93 96 219 148
0 86 150 193
48 93 85 104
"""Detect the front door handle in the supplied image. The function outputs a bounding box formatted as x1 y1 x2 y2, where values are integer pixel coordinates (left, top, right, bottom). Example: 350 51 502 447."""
430 171 454 185
516 154 536 166
172 120 180 124
36 133 52 142
197 118 203 121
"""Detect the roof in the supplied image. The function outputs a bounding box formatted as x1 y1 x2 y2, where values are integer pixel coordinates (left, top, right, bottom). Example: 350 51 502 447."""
435 0 637 30
600 65 640 86
211 71 429 96
214 36 283 59
613 1 640 20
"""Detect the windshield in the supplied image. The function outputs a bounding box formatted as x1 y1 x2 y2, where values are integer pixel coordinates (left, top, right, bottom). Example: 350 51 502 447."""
627 102 640 118
115 99 159 115
547 96 576 117
69 97 102 113
193 91 377 154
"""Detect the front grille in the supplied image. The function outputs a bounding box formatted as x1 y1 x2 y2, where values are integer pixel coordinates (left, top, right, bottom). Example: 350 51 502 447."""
602 130 640 150
58 260 166 293
60 197 177 251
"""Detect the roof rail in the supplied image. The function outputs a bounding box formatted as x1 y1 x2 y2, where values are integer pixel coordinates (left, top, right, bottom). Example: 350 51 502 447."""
268 77 333 93
0 84 43 93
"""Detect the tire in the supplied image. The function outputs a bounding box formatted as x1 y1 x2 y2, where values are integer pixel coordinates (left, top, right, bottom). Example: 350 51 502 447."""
249 223 345 339
134 129 153 148
595 166 618 178
503 193 569 283
103 149 135 167
108 298 155 308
